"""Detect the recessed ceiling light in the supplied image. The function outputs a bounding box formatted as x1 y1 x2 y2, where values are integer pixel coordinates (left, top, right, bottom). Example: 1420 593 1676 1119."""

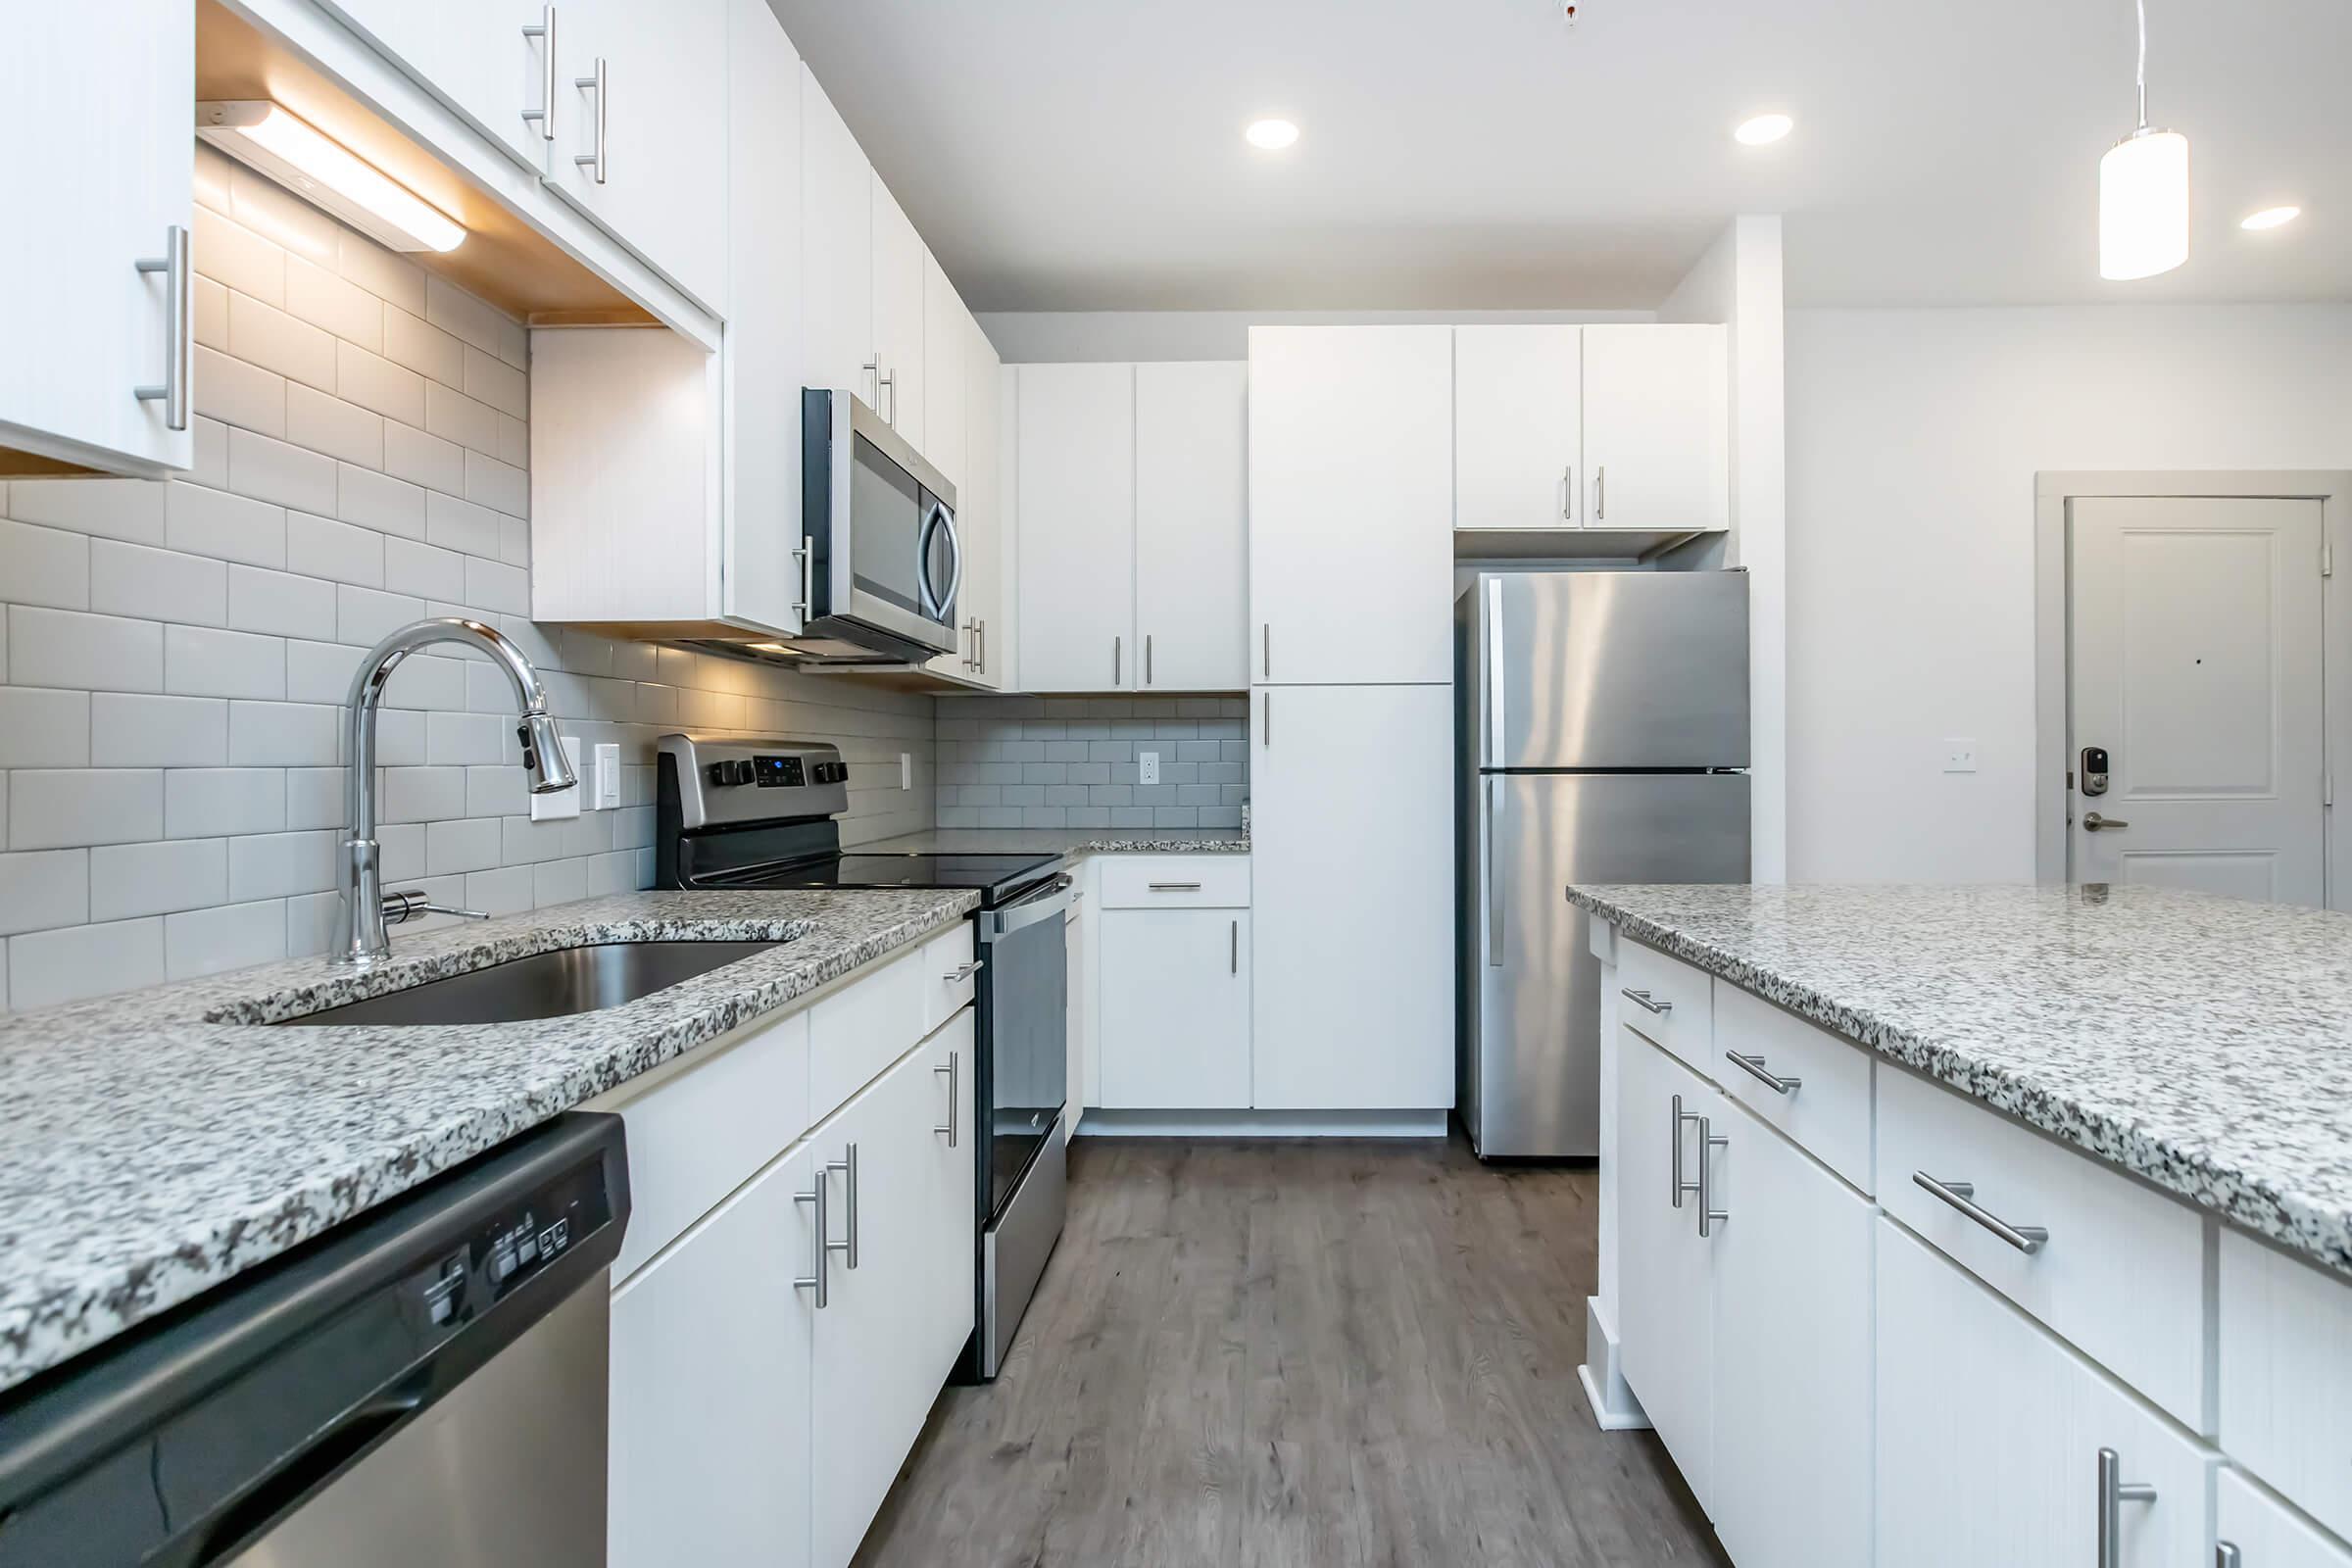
2240 205 2302 231
1245 118 1299 151
1734 113 1793 146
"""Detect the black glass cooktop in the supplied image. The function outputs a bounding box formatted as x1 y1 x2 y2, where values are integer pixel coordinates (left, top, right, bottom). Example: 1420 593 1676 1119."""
704 852 1062 906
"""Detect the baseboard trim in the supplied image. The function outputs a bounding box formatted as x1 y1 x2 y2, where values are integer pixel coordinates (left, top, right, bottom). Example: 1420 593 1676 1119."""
1072 1108 1449 1140
1578 1295 1652 1431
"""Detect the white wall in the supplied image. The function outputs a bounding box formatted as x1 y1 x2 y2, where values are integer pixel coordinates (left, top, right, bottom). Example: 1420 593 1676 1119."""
1786 303 2352 884
976 308 1651 363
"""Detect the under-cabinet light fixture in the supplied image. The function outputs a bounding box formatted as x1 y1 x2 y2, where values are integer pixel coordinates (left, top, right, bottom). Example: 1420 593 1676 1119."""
197 101 466 254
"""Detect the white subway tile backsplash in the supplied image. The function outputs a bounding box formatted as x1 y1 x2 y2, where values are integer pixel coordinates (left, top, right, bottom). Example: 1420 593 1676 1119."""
166 769 286 838
91 541 227 625
227 565 338 641
335 465 425 543
191 419 232 491
336 229 425 316
373 707 426 765
384 305 465 387
9 917 164 1009
499 517 531 568
194 275 229 351
427 815 502 874
227 700 337 766
464 449 528 518
191 345 287 438
286 767 346 830
382 766 466 823
425 492 501 560
8 608 164 693
11 769 164 849
377 653 467 713
284 639 366 705
426 710 508 766
227 427 339 514
91 838 227 920
383 420 464 494
91 694 228 768
383 538 466 602
286 889 341 957
424 274 511 361
0 519 91 610
466 558 528 615
0 849 89 936
533 857 586 908
166 899 286 981
228 291 336 393
497 413 528 468
335 584 426 648
9 478 168 545
425 380 502 457
466 864 535 917
466 764 527 819
0 689 90 767
192 206 284 306
337 341 427 427
284 384 385 469
287 510 385 587
167 482 285 568
462 346 528 420
227 830 337 901
285 255 382 352
166 625 285 700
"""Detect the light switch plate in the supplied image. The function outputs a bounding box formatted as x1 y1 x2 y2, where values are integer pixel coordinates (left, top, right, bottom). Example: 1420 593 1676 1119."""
594 742 620 809
530 736 585 820
1139 751 1161 786
1942 738 1979 773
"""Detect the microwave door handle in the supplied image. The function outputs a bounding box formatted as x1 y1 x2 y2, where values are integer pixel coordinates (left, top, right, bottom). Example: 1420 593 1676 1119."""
935 504 964 615
914 503 948 617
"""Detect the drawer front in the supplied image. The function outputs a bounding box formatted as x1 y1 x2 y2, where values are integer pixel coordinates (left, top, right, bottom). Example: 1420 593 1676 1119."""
610 1007 811 1283
921 921 978 1035
2219 1467 2352 1568
1616 938 1712 1070
1098 854 1250 908
1713 981 1874 1194
2220 1227 2352 1543
1878 1063 2207 1428
810 945 927 1124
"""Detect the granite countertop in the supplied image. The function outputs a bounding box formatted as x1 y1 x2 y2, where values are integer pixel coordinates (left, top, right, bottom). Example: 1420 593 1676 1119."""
1567 882 2352 1279
0 886 977 1396
863 828 1250 857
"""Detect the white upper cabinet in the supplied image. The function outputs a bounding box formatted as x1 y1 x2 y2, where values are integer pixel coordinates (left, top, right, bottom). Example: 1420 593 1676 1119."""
1 0 192 477
870 177 926 450
318 0 551 172
1580 323 1729 533
1017 364 1137 692
927 312 1005 686
1453 325 1583 530
1135 362 1250 691
800 67 873 401
921 254 967 489
1248 326 1454 686
541 0 730 312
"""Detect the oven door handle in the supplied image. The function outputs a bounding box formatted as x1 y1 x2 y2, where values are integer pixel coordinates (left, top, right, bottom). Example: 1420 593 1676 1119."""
978 872 1076 940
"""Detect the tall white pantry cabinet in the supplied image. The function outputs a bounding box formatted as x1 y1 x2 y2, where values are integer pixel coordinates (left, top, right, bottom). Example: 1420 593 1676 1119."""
1245 326 1455 1116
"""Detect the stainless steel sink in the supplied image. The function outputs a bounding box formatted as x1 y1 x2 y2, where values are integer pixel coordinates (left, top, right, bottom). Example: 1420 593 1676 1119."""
273 941 784 1026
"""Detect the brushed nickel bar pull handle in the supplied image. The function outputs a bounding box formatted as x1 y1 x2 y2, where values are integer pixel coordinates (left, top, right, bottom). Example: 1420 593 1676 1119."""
2216 1545 2241 1568
1485 774 1503 967
132 225 190 431
1262 691 1270 747
976 617 987 675
1593 465 1606 521
1726 1051 1801 1096
934 1053 959 1147
1146 633 1153 685
792 1176 827 1308
1914 1172 2048 1254
1670 1094 1700 1209
1230 918 1238 974
1113 635 1121 686
1622 987 1671 1015
519 6 556 140
1147 881 1202 892
826 1144 858 1269
1262 622 1271 680
791 535 813 618
2097 1447 2158 1568
862 358 881 408
573 57 608 182
943 959 983 983
1561 464 1574 521
1697 1116 1729 1238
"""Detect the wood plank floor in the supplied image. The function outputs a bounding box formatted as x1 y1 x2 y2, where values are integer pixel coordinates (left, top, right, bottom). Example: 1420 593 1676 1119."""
854 1136 1728 1568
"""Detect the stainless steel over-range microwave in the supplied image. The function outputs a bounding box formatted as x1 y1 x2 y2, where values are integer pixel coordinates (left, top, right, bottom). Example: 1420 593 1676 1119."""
790 387 960 663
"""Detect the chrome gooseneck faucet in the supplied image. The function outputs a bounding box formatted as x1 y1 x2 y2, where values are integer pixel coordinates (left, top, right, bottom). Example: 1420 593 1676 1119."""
334 617 577 966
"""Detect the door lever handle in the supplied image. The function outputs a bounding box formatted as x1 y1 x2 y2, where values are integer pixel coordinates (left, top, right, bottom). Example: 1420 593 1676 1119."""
2082 812 2130 831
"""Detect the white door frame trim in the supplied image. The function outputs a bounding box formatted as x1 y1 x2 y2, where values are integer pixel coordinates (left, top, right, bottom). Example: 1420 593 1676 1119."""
2034 470 2352 906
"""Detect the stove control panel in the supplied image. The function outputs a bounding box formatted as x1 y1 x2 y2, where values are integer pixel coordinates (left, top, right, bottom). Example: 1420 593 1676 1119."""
659 733 850 830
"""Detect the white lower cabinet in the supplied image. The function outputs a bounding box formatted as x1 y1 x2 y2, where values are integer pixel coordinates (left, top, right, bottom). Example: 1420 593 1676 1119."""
1615 1028 1719 1506
1099 908 1250 1108
610 1142 815 1568
2220 1470 2352 1568
1876 1218 2217 1567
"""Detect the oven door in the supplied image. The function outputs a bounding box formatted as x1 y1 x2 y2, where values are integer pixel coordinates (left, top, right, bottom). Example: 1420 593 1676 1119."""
805 388 959 659
974 873 1072 1220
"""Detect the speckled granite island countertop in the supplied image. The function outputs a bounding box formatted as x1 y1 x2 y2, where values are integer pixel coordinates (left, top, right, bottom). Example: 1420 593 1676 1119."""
864 828 1250 857
0 886 977 1396
1567 883 2352 1279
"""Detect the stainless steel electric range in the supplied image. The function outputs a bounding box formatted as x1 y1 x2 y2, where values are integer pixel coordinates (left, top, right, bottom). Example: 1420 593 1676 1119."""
655 733 1068 1382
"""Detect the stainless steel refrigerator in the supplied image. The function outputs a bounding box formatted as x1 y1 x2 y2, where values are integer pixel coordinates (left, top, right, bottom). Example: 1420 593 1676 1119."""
1455 569 1751 1159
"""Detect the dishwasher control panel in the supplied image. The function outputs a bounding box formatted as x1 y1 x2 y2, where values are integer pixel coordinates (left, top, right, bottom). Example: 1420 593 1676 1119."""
407 1157 615 1333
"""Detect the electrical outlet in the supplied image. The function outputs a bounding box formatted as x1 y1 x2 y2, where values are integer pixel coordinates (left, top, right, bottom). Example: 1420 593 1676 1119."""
1942 738 1979 774
900 752 911 790
594 742 620 809
1139 750 1161 786
530 736 585 820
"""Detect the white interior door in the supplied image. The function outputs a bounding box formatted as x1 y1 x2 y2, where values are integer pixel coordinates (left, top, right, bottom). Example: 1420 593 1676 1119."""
2068 496 2325 906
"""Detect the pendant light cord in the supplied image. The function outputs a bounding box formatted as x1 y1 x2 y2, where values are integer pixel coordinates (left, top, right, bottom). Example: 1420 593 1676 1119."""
2134 0 2149 128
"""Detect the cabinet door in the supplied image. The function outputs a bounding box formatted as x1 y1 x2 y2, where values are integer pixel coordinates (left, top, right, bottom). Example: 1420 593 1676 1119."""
800 67 873 402
1614 1028 1718 1510
1247 326 1453 685
870 178 926 449
1067 888 1090 1115
1017 364 1136 691
2219 1469 2352 1568
719 0 803 635
545 0 729 311
959 316 1006 686
2 0 192 476
1135 362 1249 692
918 1012 980 1367
1580 324 1729 534
1710 1101 1874 1568
1876 1219 2217 1567
610 1142 814 1568
1452 326 1582 530
922 257 968 488
318 0 548 172
1250 685 1451 1108
1100 908 1250 1108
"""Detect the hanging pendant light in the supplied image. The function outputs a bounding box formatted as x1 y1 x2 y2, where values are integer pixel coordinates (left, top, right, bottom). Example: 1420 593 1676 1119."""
2099 0 2189 279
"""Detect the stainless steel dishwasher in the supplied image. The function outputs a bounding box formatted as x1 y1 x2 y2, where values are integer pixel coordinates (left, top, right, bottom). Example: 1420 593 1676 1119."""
0 1113 630 1567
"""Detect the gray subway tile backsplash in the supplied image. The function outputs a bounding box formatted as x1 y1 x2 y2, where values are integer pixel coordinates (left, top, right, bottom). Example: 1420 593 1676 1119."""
934 694 1249 831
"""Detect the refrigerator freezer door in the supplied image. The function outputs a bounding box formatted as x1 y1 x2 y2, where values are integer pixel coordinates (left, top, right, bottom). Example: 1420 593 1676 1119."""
1473 570 1750 771
1465 771 1749 1158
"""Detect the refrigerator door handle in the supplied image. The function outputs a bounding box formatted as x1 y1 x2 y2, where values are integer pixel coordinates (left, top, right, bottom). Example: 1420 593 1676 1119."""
1485 577 1506 764
1486 774 1504 967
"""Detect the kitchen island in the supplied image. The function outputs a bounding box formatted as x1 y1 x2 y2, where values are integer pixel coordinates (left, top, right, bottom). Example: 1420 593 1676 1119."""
1570 882 2352 1568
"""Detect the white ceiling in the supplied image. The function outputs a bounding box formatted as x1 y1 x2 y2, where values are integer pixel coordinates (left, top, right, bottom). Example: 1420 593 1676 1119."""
764 0 2350 313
